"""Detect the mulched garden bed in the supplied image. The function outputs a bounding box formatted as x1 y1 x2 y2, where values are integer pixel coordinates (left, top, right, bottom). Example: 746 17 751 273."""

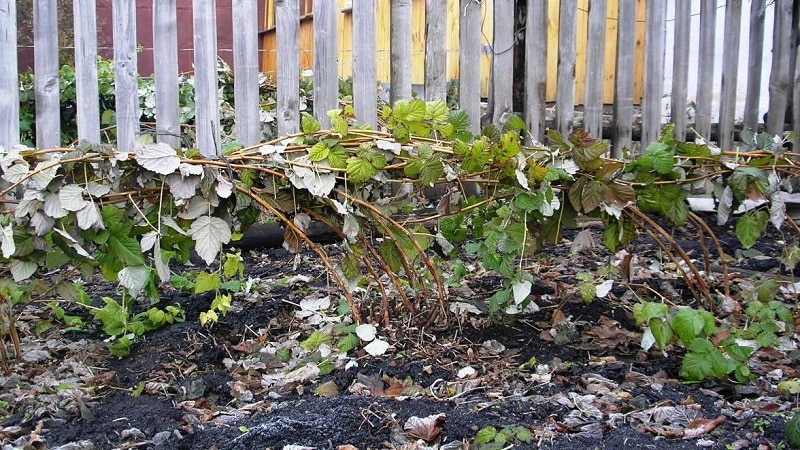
1 217 798 450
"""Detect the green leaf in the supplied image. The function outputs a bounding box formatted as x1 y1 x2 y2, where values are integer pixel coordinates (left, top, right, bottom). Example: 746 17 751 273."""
425 99 448 122
275 347 291 362
108 336 132 358
107 235 145 266
671 308 710 347
393 99 426 123
515 427 533 444
327 145 349 169
337 333 359 353
786 414 800 448
346 157 377 183
308 142 330 162
418 155 444 187
300 331 332 352
681 343 712 378
632 301 668 327
341 252 361 280
301 113 321 133
379 240 403 273
736 210 768 248
223 253 245 278
476 426 498 444
650 318 673 350
331 114 349 136
504 115 527 133
195 271 221 294
211 294 232 315
643 142 676 175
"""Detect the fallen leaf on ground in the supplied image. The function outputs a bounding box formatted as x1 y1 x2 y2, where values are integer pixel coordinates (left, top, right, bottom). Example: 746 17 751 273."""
404 413 445 442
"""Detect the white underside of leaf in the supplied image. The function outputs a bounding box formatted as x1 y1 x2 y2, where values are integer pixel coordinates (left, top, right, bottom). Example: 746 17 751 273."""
135 142 181 175
118 265 149 297
59 184 88 212
355 323 377 341
1 223 15 258
363 338 390 356
188 215 231 265
11 259 37 282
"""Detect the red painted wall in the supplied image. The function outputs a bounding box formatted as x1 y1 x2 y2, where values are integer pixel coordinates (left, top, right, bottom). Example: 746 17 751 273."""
18 0 265 76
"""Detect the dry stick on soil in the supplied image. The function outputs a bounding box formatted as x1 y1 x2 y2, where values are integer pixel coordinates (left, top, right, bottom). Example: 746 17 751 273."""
688 211 731 298
332 188 447 324
687 215 712 275
238 185 362 323
300 207 416 322
625 208 711 303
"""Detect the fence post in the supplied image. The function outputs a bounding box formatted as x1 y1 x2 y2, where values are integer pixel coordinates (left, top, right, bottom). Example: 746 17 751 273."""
34 0 61 149
154 0 180 149
390 0 412 105
670 0 691 142
74 0 101 145
556 0 577 137
424 0 447 102
611 0 635 158
525 0 547 143
0 0 19 150
313 0 338 128
767 0 793 136
642 0 666 147
458 0 481 136
276 0 300 135
233 0 260 145
695 0 716 141
743 0 766 133
719 0 743 151
353 0 377 129
113 0 139 153
584 0 607 140
193 0 221 156
492 0 514 125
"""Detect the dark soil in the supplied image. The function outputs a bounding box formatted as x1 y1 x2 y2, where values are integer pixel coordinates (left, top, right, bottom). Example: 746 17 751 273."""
1 217 798 450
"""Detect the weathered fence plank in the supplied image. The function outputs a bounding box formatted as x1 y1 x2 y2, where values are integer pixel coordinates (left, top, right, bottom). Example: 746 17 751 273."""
276 0 300 135
743 0 766 133
313 0 338 128
424 0 447 102
795 43 800 144
612 0 635 157
525 0 548 143
193 0 221 155
642 0 665 146
556 0 577 137
459 0 481 135
113 0 138 153
695 0 716 140
766 0 793 136
353 0 377 128
73 0 100 145
670 0 690 141
233 0 261 146
492 0 514 124
390 0 412 105
0 0 19 150
719 0 743 150
584 0 607 140
153 0 180 148
34 0 61 149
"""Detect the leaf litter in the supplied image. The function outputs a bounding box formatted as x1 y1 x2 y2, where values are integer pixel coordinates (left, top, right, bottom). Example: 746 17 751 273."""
1 224 799 449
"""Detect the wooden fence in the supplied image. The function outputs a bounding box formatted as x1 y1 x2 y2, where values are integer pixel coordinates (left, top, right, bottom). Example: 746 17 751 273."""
1 0 798 159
